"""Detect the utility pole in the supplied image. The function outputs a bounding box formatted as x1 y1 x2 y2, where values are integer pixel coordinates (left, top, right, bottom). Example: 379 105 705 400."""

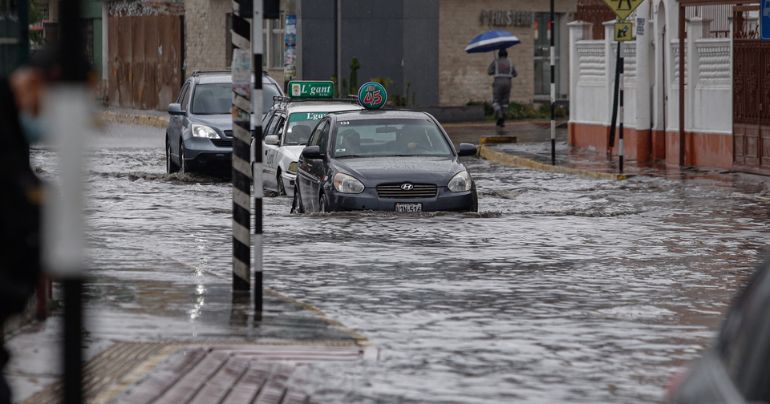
549 0 556 165
618 49 625 173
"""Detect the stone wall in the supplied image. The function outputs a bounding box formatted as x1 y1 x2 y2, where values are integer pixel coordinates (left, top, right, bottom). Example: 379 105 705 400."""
108 0 184 17
184 0 230 76
438 0 575 106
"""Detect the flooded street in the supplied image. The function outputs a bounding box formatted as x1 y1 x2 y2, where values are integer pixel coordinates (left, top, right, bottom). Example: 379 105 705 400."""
32 124 770 403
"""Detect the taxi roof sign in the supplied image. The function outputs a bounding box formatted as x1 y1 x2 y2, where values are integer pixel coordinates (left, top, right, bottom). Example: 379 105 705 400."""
601 0 645 20
288 81 334 99
357 82 388 110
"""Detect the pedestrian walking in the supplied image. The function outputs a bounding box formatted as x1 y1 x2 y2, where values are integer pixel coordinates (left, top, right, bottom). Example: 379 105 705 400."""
487 48 516 128
0 56 53 404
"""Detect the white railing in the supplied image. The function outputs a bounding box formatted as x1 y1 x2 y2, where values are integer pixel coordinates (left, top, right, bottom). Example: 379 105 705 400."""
695 39 730 88
576 40 605 81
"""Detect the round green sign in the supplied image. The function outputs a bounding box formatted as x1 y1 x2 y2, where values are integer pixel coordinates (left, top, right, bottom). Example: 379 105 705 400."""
357 82 388 110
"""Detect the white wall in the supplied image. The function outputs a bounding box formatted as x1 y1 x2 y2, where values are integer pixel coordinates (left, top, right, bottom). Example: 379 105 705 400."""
569 0 732 135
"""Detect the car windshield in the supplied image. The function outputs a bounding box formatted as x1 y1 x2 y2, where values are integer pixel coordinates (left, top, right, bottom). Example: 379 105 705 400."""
284 112 328 145
191 83 231 115
332 118 453 158
191 81 281 115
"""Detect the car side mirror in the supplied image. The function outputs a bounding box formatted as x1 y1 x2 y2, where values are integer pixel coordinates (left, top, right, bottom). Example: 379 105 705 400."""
457 143 477 157
168 103 184 116
264 135 280 146
302 145 323 159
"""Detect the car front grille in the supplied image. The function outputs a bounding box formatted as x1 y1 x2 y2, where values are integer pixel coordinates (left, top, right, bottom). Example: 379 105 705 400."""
223 130 233 137
212 138 233 147
376 183 437 199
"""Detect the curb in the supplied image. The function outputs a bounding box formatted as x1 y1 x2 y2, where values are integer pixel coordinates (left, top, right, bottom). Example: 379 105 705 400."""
265 288 371 349
479 136 517 145
479 145 629 181
100 111 169 129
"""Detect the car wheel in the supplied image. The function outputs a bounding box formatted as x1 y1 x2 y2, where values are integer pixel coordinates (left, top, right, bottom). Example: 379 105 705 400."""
179 142 188 174
319 193 330 213
166 140 179 174
276 170 286 196
291 183 305 214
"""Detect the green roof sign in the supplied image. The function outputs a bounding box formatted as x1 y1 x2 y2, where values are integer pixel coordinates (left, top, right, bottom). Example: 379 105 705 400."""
357 82 388 110
288 81 334 99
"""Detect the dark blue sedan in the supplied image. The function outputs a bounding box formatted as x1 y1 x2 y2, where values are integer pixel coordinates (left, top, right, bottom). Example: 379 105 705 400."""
292 110 478 213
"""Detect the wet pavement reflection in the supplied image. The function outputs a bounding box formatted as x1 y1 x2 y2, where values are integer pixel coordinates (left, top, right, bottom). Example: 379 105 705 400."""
31 124 770 403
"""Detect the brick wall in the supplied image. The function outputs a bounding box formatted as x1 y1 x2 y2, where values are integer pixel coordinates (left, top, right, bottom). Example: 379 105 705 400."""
184 0 230 76
438 0 575 106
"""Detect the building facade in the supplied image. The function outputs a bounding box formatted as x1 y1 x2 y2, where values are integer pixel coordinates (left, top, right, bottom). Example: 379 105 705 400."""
298 0 576 106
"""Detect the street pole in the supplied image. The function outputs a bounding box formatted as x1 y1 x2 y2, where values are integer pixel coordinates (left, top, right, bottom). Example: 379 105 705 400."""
252 0 265 319
46 0 92 400
608 39 621 152
618 51 625 173
549 0 556 165
231 0 252 294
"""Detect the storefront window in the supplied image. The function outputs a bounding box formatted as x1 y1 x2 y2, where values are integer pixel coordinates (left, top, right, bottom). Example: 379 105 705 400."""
533 13 562 98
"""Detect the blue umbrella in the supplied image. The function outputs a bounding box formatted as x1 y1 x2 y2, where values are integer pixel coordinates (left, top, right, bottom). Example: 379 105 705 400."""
464 30 521 54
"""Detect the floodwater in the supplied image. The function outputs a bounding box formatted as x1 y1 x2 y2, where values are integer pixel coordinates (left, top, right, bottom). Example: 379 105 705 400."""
30 124 770 403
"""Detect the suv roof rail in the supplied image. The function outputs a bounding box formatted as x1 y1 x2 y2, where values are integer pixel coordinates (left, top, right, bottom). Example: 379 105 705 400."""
191 70 231 76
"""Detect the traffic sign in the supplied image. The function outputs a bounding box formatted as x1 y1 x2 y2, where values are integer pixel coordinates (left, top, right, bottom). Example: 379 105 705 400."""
762 0 770 40
288 81 334 98
357 82 388 110
614 21 634 42
602 0 645 19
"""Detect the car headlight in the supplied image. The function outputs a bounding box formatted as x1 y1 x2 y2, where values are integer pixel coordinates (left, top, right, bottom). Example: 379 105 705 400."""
448 171 472 192
287 161 298 174
191 124 220 139
333 173 364 194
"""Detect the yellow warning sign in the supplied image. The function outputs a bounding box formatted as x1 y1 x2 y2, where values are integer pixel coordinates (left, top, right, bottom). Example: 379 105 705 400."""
614 21 634 42
602 0 646 19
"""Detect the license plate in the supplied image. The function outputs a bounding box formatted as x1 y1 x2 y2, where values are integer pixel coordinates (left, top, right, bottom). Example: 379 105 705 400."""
395 203 422 213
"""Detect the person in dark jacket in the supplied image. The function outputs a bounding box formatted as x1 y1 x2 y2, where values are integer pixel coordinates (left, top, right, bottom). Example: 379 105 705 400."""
0 61 49 404
487 48 517 128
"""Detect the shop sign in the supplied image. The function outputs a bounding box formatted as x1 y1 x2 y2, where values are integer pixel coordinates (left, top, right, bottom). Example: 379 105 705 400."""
479 11 533 28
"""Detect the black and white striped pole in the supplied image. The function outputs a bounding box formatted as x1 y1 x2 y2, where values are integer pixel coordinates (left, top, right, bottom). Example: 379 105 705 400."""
618 51 625 173
231 0 252 294
44 0 93 398
251 1 264 318
549 0 556 165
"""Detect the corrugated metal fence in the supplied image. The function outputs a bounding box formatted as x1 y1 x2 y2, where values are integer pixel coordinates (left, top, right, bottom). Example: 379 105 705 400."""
108 15 183 110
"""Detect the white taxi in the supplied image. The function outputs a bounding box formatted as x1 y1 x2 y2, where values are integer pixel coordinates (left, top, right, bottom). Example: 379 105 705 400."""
261 84 362 195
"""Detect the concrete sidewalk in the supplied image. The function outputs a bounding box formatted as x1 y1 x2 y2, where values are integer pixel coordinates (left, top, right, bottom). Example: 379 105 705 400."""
443 121 762 182
7 280 371 403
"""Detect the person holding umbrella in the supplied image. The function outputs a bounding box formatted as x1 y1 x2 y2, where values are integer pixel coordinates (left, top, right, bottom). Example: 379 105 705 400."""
465 30 520 128
487 48 516 128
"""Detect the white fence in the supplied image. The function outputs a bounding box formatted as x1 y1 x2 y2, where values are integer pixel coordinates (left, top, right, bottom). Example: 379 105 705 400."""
569 19 732 135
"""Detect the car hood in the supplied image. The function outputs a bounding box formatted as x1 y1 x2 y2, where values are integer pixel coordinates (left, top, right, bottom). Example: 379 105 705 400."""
334 156 464 186
189 114 261 132
280 145 304 162
190 114 232 131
